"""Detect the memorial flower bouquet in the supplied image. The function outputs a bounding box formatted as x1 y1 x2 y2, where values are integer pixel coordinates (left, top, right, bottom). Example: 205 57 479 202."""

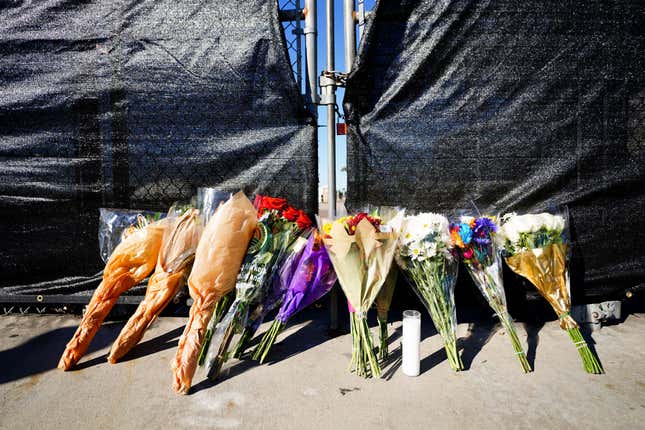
499 211 603 374
231 235 310 359
450 215 531 373
199 195 313 380
396 213 463 372
171 191 257 394
109 208 202 363
321 210 404 378
252 230 337 363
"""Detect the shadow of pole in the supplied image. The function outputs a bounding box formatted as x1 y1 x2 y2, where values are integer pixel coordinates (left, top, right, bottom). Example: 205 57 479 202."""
523 320 545 370
458 320 499 370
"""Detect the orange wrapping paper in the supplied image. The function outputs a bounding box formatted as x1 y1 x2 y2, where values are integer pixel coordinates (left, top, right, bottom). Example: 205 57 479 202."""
58 219 166 370
108 209 202 363
171 192 257 394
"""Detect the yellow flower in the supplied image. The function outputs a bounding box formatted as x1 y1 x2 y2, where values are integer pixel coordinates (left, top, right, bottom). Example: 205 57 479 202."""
323 223 332 234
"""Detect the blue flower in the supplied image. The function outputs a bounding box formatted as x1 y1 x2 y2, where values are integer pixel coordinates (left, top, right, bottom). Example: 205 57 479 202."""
458 223 473 245
474 217 497 235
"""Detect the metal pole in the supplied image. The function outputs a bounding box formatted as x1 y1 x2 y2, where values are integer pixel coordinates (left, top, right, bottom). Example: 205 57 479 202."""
326 0 336 219
304 0 318 116
326 0 338 331
295 0 302 93
344 0 356 71
357 0 366 40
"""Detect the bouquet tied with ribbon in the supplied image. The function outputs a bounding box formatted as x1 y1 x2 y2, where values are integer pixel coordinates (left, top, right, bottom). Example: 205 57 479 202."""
499 211 603 374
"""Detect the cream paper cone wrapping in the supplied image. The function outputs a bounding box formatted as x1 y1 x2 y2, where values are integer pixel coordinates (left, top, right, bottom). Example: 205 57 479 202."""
322 212 403 314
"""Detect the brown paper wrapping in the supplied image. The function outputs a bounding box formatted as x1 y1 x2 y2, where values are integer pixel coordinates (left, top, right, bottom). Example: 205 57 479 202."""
376 265 398 320
58 219 167 370
108 209 202 363
171 191 257 394
505 243 578 330
322 215 402 314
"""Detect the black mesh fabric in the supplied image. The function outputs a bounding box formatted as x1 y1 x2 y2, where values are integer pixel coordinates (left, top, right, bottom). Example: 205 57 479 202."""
0 0 316 294
344 0 645 302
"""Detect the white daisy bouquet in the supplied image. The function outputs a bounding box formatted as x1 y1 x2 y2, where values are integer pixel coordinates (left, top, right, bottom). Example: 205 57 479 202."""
396 213 463 372
499 211 603 374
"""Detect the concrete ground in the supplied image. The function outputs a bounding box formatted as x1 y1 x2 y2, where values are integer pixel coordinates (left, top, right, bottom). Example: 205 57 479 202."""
1 310 644 430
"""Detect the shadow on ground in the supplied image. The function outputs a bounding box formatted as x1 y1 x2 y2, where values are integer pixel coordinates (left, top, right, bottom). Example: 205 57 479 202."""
191 319 334 394
0 321 124 384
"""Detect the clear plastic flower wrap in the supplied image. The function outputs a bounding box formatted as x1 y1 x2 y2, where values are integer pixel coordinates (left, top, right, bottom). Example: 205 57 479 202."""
231 235 310 359
499 208 603 374
396 212 463 372
98 208 165 263
450 213 531 373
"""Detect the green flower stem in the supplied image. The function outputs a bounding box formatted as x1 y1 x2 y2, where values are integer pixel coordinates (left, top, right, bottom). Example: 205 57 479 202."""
377 316 389 362
567 327 604 374
198 294 232 366
408 259 463 372
206 302 248 380
252 320 286 364
499 313 532 373
206 320 236 380
231 327 253 359
348 312 380 378
476 269 532 373
214 293 233 324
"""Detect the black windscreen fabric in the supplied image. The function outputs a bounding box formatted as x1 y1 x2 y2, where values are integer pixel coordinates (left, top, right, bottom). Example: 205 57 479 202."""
0 0 316 294
344 0 645 302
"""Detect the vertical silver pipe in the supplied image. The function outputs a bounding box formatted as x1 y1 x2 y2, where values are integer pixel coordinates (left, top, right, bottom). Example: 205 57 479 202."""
326 0 338 330
326 0 336 221
296 0 302 92
358 0 366 40
304 0 318 114
344 0 356 72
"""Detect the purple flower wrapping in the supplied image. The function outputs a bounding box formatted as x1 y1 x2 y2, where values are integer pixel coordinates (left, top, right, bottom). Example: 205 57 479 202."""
249 243 306 332
275 234 337 324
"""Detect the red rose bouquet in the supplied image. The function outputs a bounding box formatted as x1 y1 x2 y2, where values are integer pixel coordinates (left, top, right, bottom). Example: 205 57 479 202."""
199 194 313 380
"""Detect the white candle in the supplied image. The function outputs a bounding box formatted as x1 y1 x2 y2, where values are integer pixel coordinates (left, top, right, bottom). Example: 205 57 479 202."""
402 310 421 376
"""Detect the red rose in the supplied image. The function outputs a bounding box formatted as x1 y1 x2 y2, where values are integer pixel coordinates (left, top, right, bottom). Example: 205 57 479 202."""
253 194 264 209
296 210 312 230
346 212 380 234
255 195 287 215
282 205 299 222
